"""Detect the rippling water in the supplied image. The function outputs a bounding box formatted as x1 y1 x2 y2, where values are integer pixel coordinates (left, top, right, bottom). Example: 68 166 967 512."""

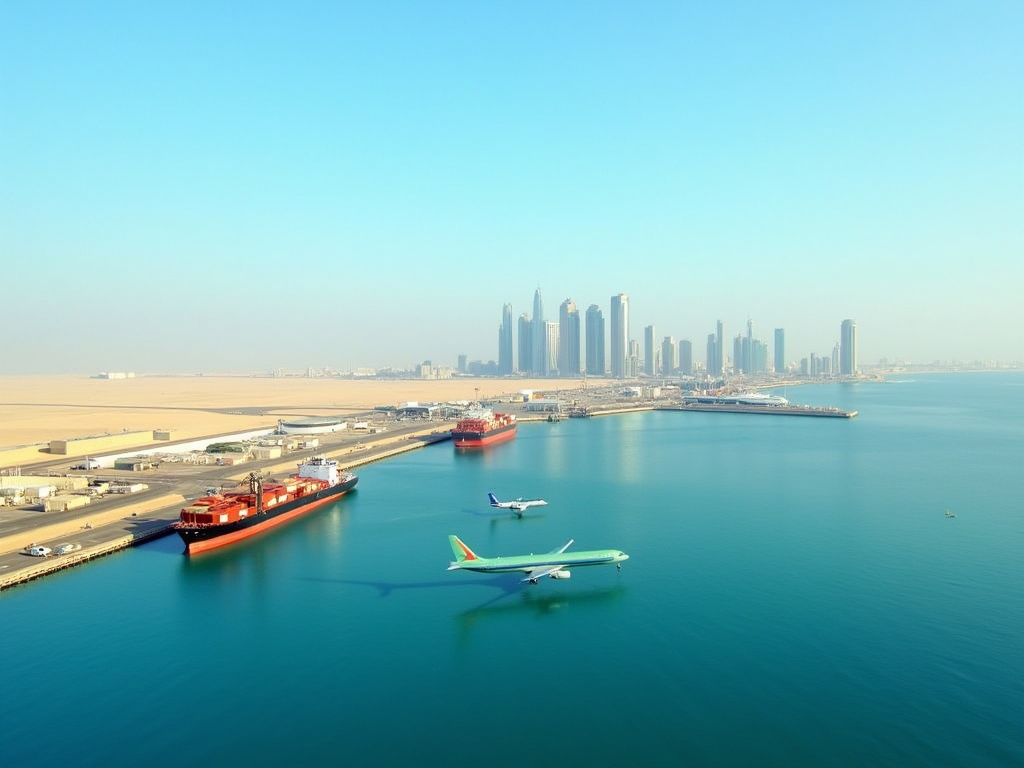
1 372 1022 768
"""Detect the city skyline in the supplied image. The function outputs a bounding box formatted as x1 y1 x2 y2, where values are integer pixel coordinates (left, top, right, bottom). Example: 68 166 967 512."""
1 3 1021 375
491 288 868 377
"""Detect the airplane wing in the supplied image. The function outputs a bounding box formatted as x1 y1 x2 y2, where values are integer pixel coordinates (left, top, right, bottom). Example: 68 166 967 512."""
521 564 566 582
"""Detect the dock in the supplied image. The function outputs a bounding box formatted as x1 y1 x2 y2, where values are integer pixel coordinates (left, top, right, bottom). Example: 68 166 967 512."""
0 427 454 590
660 404 857 418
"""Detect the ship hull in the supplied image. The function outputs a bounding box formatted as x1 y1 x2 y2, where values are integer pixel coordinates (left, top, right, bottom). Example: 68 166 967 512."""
451 423 517 448
176 475 357 555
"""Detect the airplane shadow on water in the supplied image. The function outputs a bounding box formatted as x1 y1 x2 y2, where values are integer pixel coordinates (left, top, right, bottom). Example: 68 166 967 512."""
298 574 525 599
460 507 548 527
456 582 628 633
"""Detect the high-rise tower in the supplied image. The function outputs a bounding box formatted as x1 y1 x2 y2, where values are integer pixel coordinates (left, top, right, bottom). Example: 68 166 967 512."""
558 299 581 377
840 319 857 375
679 339 692 375
517 313 532 374
610 293 629 378
644 325 656 376
585 304 605 376
774 328 785 374
532 288 546 376
498 303 514 375
711 320 724 376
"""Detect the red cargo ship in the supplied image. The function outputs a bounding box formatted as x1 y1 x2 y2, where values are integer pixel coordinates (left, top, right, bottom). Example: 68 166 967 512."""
175 456 357 555
451 411 517 448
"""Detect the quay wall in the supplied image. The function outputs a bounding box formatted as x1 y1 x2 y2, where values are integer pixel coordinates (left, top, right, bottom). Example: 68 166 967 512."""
0 493 184 555
662 404 857 418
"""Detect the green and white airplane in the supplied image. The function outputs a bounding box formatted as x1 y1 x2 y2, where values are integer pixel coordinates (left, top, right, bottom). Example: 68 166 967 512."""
447 535 629 584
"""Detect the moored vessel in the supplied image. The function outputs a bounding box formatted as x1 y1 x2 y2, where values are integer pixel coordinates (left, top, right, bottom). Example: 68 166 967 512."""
451 411 517 448
175 456 357 555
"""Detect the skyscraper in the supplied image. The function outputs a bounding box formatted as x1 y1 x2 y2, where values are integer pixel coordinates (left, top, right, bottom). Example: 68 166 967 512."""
558 299 581 377
774 328 785 374
545 321 560 376
610 293 629 378
679 339 692 375
498 303 514 375
662 336 676 375
517 313 532 374
532 288 546 376
644 325 656 376
840 319 857 375
707 320 724 376
585 304 605 376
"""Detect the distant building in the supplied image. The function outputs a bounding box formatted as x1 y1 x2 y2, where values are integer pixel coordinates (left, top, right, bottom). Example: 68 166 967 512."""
532 288 546 376
498 303 514 375
544 321 559 376
678 339 692 375
585 304 605 376
840 319 858 374
558 299 581 377
714 320 724 376
517 313 532 374
644 325 656 376
661 336 676 375
610 293 629 378
774 328 785 373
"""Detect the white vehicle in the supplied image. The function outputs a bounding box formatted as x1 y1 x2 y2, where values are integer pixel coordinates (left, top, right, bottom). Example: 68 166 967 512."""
71 458 101 470
28 546 52 557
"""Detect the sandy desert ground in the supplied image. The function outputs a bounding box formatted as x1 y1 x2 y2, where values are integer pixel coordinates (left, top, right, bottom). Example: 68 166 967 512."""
0 374 602 449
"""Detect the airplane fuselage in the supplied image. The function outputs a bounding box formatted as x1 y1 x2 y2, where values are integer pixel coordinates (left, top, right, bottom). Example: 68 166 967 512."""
449 548 628 574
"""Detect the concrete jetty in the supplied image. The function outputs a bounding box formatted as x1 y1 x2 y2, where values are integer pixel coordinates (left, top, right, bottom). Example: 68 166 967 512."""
660 403 857 418
0 426 453 590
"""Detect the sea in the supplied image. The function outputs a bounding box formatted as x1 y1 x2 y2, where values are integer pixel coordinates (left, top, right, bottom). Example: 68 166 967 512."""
1 372 1022 768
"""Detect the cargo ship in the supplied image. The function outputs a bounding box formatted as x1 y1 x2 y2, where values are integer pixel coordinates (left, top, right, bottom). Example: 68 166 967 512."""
451 411 517 448
175 456 357 555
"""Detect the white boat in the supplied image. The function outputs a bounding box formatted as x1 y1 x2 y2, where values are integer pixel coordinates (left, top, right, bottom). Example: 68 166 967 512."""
27 546 52 557
55 543 82 555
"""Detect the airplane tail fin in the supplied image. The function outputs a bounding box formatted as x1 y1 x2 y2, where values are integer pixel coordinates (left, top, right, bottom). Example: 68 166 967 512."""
448 535 479 563
487 492 500 506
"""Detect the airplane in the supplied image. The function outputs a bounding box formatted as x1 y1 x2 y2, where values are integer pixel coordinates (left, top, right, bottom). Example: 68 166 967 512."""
447 534 629 584
487 492 549 518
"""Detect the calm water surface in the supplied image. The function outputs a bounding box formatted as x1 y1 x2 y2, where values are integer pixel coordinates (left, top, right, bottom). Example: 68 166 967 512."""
1 372 1022 767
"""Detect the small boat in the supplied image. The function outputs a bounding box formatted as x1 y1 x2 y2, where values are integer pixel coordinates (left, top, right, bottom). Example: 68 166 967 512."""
55 543 82 555
27 545 52 557
945 509 956 518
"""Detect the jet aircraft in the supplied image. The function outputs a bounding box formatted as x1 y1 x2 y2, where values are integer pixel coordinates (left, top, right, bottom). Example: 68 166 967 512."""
447 534 628 584
487 492 549 517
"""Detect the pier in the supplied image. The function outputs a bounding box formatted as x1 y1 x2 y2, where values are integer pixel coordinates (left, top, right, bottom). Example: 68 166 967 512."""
660 403 857 418
0 426 454 590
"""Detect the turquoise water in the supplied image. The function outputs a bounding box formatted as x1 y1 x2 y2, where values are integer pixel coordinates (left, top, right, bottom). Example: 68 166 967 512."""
1 373 1022 768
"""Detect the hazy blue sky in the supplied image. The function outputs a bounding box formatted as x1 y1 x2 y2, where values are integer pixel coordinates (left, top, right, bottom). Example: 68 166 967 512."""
2 1 1021 374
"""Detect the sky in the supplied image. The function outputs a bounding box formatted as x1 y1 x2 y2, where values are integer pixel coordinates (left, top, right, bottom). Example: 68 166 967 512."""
1 1 1021 374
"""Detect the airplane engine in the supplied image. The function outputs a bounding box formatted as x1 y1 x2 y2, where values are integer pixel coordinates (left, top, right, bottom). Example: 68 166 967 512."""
550 571 571 580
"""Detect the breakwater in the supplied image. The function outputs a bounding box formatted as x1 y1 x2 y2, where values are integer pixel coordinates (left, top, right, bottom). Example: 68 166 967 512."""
661 403 857 418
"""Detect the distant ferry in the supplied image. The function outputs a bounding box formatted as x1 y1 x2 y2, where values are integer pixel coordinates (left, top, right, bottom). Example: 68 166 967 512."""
175 456 357 555
683 392 789 407
451 411 517 448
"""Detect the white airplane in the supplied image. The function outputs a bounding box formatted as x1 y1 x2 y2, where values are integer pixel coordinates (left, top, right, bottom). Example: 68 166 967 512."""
487 492 548 518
